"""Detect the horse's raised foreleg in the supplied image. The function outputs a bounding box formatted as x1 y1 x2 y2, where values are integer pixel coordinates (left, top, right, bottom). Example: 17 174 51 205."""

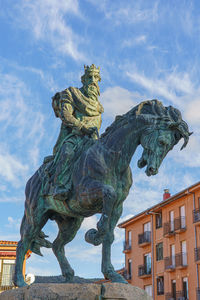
101 204 128 283
52 216 83 282
85 184 116 246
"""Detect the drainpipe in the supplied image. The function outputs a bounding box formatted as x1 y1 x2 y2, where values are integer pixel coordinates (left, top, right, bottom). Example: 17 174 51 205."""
187 190 199 289
146 211 159 300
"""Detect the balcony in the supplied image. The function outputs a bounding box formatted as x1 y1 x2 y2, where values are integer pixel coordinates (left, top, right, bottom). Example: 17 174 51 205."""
0 285 15 292
195 247 200 263
163 217 186 237
165 292 175 300
197 288 200 300
138 231 151 247
138 264 151 278
193 208 200 224
176 290 187 300
163 221 175 237
175 252 187 269
164 256 176 271
122 269 132 280
174 217 186 232
123 241 131 252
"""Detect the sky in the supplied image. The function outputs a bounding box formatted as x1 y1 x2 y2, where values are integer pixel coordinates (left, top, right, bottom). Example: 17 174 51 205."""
0 0 200 279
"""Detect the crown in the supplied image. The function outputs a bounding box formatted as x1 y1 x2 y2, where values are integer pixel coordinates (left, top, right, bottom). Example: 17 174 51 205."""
84 64 100 74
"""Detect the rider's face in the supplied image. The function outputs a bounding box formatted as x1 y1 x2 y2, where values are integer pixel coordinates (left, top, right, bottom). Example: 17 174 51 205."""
83 71 100 96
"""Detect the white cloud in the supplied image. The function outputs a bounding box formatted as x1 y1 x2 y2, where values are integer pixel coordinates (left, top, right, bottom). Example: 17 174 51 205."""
100 86 141 118
6 217 21 230
122 35 146 48
0 150 28 187
81 215 98 231
15 0 85 61
88 1 158 25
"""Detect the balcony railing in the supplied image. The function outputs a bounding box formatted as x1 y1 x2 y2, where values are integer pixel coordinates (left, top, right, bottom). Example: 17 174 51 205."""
163 221 175 236
0 285 15 292
138 231 151 246
195 247 200 262
164 217 186 236
138 264 151 277
197 288 200 300
176 290 187 300
193 208 200 223
123 241 131 252
122 269 132 280
175 252 187 268
164 255 176 271
165 292 175 300
174 217 186 231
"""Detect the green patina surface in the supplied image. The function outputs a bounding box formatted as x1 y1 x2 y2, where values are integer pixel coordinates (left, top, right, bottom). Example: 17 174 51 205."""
14 65 192 288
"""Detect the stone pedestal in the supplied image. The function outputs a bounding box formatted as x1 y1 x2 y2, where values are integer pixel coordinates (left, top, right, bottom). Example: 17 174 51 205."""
0 283 153 300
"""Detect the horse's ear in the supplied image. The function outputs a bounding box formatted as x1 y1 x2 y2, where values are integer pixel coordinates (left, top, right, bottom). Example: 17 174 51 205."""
189 132 193 136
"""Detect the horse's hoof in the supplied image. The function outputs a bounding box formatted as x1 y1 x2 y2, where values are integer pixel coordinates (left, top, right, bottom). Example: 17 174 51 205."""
85 228 102 246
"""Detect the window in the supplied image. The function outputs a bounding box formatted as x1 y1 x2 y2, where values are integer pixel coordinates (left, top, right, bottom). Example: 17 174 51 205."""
144 285 152 297
144 253 151 274
183 277 189 300
171 280 176 299
156 212 162 229
157 276 164 295
144 222 151 232
181 241 187 265
180 205 186 228
156 242 163 261
170 244 175 267
0 260 15 287
128 230 132 247
169 211 174 231
128 259 132 279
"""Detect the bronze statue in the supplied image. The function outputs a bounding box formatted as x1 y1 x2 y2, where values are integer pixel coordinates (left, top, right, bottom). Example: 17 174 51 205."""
14 66 192 287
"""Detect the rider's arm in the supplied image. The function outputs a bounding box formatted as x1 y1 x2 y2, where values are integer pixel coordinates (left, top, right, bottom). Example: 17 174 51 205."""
60 102 82 131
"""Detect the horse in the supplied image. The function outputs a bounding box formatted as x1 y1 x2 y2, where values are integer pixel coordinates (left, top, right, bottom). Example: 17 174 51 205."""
14 99 191 287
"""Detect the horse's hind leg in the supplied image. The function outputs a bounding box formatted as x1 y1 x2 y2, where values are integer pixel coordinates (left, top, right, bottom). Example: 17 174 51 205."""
52 216 83 281
14 213 48 287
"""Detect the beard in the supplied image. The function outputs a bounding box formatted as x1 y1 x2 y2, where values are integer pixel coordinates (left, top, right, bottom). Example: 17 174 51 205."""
83 83 100 99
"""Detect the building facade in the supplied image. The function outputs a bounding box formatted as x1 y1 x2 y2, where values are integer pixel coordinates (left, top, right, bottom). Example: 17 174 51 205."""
119 182 200 300
0 241 30 292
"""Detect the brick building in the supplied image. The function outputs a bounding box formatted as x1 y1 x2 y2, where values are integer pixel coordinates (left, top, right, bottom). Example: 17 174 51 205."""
118 181 200 300
0 241 30 292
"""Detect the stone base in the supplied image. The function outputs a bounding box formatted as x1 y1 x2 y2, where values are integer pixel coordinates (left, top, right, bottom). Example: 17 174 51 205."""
0 283 152 300
0 283 153 300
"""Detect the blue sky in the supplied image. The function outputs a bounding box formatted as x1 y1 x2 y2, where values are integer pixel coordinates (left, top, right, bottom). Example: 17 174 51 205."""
0 0 200 279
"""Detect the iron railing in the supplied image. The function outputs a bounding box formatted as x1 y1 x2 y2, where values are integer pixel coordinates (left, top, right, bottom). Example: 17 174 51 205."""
122 269 132 280
138 231 151 245
196 288 200 300
164 255 176 270
138 264 151 277
123 241 131 251
175 252 187 268
164 217 186 236
193 208 200 223
165 292 175 300
195 247 200 261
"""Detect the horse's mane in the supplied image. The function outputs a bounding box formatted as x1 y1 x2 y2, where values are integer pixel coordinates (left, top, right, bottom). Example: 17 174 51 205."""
101 99 191 149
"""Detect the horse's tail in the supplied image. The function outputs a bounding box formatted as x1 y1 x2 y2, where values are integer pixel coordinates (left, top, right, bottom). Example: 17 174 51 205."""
30 231 52 256
23 166 52 256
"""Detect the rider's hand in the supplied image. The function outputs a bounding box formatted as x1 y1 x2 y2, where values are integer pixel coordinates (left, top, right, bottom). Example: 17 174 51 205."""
81 126 96 136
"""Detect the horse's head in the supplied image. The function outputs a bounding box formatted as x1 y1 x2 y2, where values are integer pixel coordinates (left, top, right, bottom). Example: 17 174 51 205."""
136 101 192 176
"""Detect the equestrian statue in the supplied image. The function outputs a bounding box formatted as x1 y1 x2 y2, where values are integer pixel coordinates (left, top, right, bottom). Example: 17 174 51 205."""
14 64 192 287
